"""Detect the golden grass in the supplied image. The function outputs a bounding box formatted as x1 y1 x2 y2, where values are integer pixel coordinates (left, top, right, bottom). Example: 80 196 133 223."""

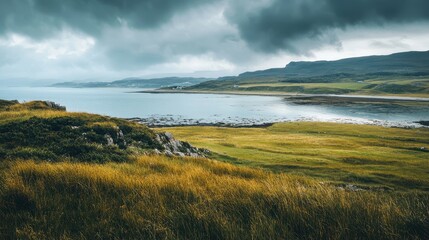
0 100 113 125
0 109 102 124
1 156 428 239
1 100 428 238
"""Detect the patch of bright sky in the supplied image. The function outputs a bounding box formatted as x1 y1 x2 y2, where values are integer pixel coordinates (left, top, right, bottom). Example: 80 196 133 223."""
0 32 95 60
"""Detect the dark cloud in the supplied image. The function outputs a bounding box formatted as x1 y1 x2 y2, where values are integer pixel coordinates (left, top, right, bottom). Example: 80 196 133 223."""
226 0 429 52
0 0 212 38
1 0 428 81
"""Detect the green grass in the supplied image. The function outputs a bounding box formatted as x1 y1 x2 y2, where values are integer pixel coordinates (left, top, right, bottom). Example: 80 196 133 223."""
239 82 370 90
160 122 429 191
1 100 428 239
185 74 429 97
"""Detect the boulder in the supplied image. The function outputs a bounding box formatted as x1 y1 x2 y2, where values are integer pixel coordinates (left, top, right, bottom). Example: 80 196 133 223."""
104 134 114 146
44 101 66 111
156 132 208 158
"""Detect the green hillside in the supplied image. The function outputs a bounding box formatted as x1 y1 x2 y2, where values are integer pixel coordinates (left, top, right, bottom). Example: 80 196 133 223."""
240 50 429 78
52 77 212 88
181 51 429 97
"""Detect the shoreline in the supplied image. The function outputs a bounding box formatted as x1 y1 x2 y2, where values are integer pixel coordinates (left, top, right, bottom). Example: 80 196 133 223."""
125 117 428 129
133 89 429 102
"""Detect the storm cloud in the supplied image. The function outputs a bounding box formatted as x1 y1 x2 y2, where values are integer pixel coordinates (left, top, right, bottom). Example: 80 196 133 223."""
0 0 428 82
0 0 212 38
226 0 429 52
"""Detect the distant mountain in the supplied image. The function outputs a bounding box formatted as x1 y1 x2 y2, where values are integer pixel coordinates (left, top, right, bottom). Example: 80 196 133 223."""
239 50 429 78
52 77 212 88
52 51 429 96
185 50 429 96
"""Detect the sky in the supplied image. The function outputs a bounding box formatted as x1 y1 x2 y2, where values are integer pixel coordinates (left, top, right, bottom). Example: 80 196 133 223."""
1 0 429 83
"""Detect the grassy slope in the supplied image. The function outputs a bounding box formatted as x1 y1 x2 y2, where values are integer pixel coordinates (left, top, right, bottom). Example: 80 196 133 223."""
160 122 429 192
1 100 428 239
184 75 429 97
0 100 161 163
238 78 429 97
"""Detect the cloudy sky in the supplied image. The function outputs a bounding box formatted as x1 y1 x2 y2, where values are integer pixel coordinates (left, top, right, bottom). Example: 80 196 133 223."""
1 0 429 83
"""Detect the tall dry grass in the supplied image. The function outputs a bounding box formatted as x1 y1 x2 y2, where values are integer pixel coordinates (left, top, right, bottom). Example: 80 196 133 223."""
1 155 427 239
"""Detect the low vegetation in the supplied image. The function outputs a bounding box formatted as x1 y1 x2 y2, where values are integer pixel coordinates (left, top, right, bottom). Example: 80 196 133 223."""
0 100 428 239
161 123 429 192
183 73 429 97
0 100 161 163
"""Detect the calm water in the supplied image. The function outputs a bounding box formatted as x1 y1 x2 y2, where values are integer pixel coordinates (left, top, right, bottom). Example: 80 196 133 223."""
1 87 428 126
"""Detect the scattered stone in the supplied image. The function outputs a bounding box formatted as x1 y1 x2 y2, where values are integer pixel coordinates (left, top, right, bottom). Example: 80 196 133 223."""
175 152 186 157
335 183 393 192
124 115 427 129
104 134 114 146
345 184 364 192
189 153 201 158
164 150 174 157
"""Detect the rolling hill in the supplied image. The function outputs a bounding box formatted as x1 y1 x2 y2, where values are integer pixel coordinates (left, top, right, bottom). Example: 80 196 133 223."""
51 50 429 96
184 50 429 96
52 77 212 88
239 50 429 78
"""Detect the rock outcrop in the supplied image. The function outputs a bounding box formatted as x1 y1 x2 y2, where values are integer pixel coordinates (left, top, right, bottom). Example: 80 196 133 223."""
155 132 209 158
44 101 66 111
103 127 127 149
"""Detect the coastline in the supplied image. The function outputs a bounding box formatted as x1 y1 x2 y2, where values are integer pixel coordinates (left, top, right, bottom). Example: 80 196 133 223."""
133 89 429 102
125 117 428 129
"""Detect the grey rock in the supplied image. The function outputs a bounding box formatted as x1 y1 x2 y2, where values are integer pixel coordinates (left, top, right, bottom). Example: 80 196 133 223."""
164 150 174 157
117 130 124 139
175 152 186 157
116 129 127 147
44 101 66 110
164 132 174 141
345 184 364 192
156 132 208 158
104 134 114 146
188 153 200 158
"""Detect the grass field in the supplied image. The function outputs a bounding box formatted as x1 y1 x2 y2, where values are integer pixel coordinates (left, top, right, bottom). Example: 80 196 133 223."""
159 122 429 192
238 82 370 90
1 100 428 239
2 156 428 239
184 74 429 97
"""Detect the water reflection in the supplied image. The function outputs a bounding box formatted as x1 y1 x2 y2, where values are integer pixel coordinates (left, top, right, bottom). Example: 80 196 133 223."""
0 87 428 126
